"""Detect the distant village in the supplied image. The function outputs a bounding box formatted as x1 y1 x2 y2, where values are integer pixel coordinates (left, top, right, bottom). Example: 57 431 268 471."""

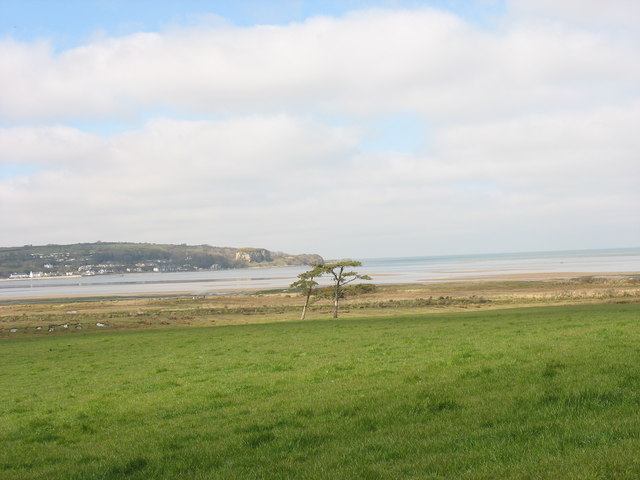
8 251 224 279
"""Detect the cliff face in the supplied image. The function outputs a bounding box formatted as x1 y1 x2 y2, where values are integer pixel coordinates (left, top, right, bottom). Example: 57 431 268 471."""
234 248 323 266
235 248 272 263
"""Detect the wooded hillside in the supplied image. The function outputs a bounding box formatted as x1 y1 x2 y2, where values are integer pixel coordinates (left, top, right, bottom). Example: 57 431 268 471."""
0 242 323 278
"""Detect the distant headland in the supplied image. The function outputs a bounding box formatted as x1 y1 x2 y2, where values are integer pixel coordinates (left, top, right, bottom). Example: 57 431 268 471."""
0 242 324 279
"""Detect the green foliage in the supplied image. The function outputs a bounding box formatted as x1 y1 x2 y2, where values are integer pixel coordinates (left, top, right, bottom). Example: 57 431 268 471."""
343 283 377 296
289 267 321 293
313 284 377 299
314 286 341 299
290 266 322 319
306 260 372 317
1 303 640 479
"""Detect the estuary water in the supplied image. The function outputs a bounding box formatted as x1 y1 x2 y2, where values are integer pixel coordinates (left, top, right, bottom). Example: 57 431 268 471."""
1 248 639 300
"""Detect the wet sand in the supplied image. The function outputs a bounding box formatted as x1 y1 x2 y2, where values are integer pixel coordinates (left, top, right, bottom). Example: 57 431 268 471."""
1 270 638 302
437 271 640 282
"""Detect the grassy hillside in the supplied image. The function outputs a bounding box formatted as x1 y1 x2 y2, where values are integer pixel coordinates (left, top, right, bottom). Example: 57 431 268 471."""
2 303 640 479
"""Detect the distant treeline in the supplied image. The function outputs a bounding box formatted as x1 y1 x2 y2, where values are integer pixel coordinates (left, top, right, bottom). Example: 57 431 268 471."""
0 242 323 278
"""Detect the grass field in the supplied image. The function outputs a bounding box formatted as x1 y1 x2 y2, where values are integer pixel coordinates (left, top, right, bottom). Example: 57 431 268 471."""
2 301 640 479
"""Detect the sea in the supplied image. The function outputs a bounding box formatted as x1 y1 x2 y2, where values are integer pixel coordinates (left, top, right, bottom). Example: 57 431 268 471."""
1 248 639 300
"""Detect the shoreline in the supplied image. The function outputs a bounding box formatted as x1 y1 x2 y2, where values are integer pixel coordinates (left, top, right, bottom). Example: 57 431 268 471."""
0 263 312 283
0 271 638 302
0 274 83 282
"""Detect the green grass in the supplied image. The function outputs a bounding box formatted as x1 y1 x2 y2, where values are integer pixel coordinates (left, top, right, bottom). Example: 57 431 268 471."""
2 303 640 479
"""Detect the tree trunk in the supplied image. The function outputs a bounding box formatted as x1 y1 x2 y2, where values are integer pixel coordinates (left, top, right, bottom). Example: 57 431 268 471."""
301 288 311 320
333 284 339 318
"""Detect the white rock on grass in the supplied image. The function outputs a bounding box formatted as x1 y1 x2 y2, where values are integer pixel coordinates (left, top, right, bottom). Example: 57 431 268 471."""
96 322 107 327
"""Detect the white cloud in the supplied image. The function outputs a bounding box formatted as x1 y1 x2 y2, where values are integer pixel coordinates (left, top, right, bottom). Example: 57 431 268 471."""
0 125 105 166
2 7 638 122
6 106 635 256
0 115 362 251
434 102 640 191
1 5 639 256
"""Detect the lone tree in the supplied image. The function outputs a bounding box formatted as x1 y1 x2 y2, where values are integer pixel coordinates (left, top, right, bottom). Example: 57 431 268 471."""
290 266 322 320
315 261 371 318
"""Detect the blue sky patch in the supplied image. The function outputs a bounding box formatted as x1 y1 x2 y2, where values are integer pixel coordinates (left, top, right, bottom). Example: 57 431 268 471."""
359 112 427 153
0 163 40 180
0 0 506 51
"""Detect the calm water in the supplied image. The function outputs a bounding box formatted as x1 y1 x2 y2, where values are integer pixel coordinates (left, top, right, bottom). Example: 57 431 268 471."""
1 248 639 299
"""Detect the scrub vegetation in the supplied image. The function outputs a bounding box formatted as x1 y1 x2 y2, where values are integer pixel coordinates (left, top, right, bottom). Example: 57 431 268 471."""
1 301 640 479
1 276 639 337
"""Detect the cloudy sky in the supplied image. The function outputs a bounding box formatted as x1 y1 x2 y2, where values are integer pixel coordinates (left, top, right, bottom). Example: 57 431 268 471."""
1 0 638 258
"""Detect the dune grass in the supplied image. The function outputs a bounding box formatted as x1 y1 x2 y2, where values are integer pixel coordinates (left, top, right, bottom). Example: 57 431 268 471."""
1 302 640 479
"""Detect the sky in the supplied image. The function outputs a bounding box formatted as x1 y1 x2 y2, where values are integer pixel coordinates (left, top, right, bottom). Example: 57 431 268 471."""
1 0 639 259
